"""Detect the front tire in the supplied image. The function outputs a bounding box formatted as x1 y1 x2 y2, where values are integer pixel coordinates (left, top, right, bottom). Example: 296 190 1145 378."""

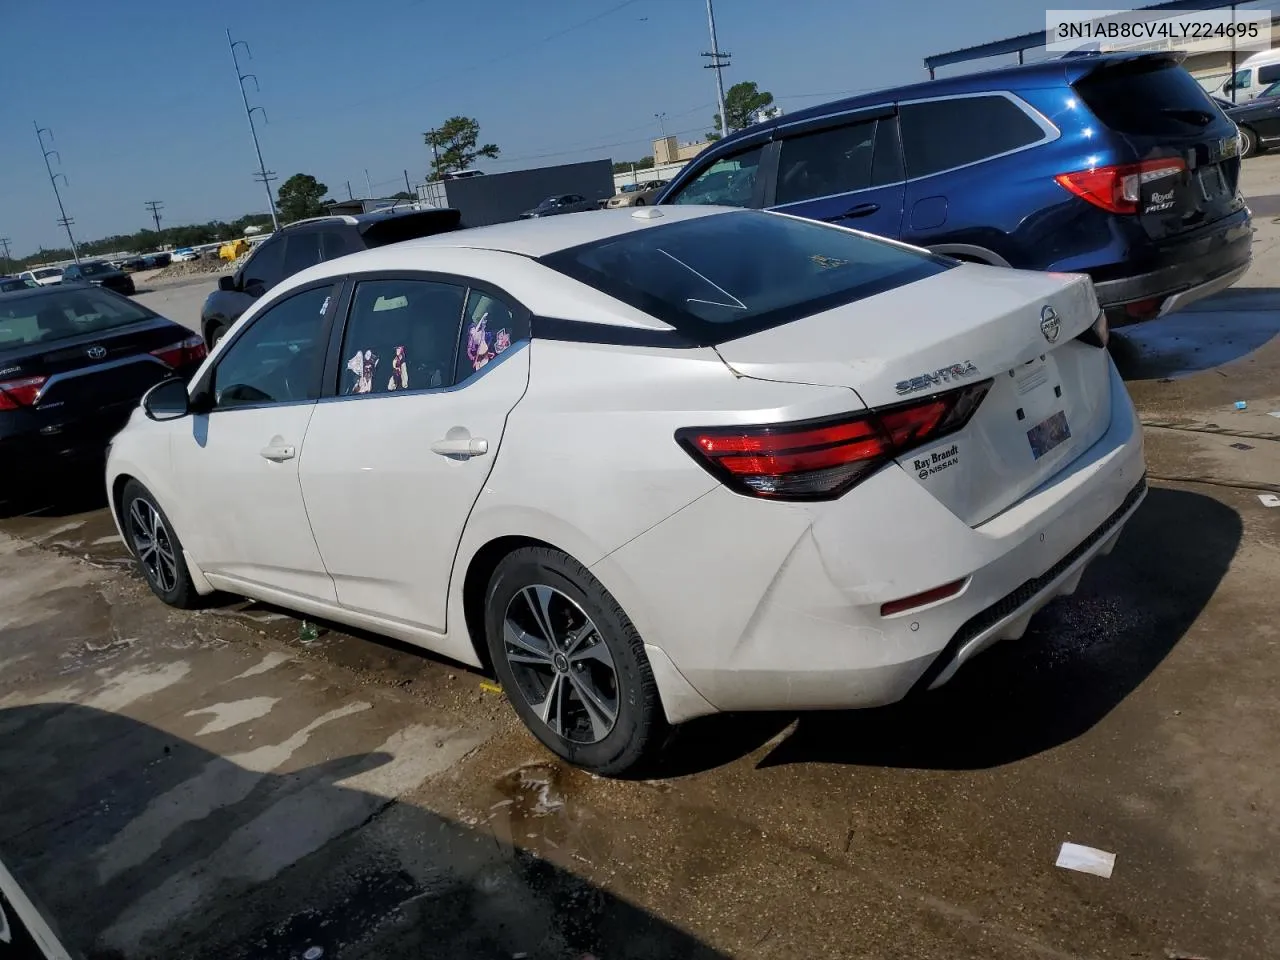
122 480 199 609
1241 126 1259 158
633 197 646 206
484 546 666 776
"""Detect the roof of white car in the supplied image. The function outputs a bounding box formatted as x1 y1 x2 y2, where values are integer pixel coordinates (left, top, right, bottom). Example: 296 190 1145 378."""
366 205 735 262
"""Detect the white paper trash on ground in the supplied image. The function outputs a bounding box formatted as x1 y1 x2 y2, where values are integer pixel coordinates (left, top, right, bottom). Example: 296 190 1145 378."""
1260 494 1280 509
1056 842 1116 878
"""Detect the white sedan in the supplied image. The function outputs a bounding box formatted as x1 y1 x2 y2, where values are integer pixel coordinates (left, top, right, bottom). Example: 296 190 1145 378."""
106 206 1146 774
19 267 64 287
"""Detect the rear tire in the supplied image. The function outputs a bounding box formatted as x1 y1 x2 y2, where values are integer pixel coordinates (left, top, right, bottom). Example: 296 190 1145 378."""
1241 126 1259 158
206 322 228 349
484 546 667 776
121 480 200 609
634 197 646 206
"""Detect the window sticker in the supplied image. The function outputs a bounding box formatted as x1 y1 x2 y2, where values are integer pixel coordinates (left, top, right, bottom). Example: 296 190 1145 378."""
347 348 378 394
466 312 514 372
387 345 408 390
319 295 331 315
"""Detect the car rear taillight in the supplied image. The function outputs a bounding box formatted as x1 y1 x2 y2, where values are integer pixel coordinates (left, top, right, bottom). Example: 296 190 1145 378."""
150 335 207 369
0 375 48 410
1054 158 1186 214
1076 309 1110 348
676 381 992 501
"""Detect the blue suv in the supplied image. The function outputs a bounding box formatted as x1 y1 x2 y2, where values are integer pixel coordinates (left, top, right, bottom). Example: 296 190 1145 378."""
658 53 1251 325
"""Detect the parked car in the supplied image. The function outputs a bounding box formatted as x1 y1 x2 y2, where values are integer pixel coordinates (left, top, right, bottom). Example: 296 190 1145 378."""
199 207 463 347
1213 47 1280 103
1225 81 1280 156
606 180 668 208
62 260 136 296
659 52 1251 326
171 248 199 262
520 195 598 218
19 267 63 287
0 284 205 495
0 276 38 293
442 170 484 180
107 206 1144 775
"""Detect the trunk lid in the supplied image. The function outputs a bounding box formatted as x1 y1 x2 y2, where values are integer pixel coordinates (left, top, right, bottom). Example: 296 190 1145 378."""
1071 55 1246 241
714 265 1114 525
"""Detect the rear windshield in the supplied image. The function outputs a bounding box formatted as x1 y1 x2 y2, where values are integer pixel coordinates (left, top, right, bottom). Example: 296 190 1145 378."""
360 209 462 248
539 210 951 342
0 287 154 349
1075 60 1222 135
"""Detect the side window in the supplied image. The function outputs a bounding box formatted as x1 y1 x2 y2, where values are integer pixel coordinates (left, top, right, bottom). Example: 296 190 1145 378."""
871 116 904 186
240 238 286 294
774 119 877 205
1231 68 1253 90
455 290 526 383
667 145 765 207
63 265 80 280
212 285 332 409
1258 64 1280 86
899 96 1046 179
319 229 356 261
282 232 322 279
340 279 466 395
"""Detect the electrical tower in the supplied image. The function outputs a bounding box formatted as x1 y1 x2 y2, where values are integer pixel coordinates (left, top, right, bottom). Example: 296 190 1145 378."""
34 122 80 263
227 29 280 231
701 0 731 139
144 200 164 234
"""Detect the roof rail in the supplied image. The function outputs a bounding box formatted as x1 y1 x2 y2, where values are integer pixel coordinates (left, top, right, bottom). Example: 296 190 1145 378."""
283 214 360 229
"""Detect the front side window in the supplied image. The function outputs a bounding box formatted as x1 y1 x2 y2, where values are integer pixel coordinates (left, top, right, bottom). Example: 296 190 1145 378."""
540 209 950 343
79 262 113 277
212 285 332 409
63 265 82 280
1230 68 1252 90
667 145 765 207
774 119 878 205
899 96 1046 179
456 290 524 383
239 238 286 293
282 232 322 278
0 287 156 348
340 279 466 395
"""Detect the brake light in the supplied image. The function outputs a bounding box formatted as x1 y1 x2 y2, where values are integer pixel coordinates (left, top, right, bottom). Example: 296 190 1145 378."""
0 375 48 410
676 381 991 501
1054 157 1186 214
150 335 207 369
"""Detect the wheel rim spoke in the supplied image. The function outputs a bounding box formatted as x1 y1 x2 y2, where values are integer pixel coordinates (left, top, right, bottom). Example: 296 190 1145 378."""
129 498 176 594
503 583 619 745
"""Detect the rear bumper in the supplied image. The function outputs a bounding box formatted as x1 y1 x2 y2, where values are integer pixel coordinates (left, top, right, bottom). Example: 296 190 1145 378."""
1093 215 1252 322
598 359 1147 721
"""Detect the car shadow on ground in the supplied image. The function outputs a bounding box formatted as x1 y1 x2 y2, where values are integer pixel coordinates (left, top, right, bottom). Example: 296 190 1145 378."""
665 486 1239 775
0 472 108 520
0 703 726 960
1109 286 1280 381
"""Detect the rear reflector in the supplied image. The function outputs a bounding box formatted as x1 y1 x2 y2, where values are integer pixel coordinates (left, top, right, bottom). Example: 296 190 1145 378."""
676 381 992 501
1123 297 1163 321
1054 157 1186 215
880 578 967 618
0 375 48 410
150 335 207 369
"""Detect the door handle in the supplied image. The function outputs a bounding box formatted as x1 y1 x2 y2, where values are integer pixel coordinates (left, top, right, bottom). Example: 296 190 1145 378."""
259 443 296 462
824 202 881 222
430 436 489 459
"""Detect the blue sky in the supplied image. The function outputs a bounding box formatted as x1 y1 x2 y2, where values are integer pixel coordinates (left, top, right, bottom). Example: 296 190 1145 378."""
3 0 1064 255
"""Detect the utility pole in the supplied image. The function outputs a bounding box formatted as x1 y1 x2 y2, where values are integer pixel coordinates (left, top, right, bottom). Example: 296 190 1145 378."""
655 112 668 141
144 200 164 235
227 29 280 231
701 0 731 138
34 122 79 263
0 237 11 274
404 169 413 196
364 168 374 200
346 181 353 201
425 129 441 180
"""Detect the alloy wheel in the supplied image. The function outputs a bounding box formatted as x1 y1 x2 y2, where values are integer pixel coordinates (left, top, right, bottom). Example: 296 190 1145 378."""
503 585 619 744
128 497 178 594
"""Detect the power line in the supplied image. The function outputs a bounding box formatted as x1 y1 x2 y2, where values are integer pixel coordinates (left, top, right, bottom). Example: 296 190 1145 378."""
228 29 280 231
33 122 79 263
144 200 164 234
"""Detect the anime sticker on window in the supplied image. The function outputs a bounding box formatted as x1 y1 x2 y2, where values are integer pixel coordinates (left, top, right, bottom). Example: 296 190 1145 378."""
347 348 379 394
466 311 514 372
388 345 408 391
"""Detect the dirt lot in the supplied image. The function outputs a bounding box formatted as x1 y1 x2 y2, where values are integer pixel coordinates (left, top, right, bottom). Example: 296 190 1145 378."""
2 162 1279 959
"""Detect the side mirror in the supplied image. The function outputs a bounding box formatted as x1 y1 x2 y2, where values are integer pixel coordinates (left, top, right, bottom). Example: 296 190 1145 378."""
142 378 191 422
217 275 237 293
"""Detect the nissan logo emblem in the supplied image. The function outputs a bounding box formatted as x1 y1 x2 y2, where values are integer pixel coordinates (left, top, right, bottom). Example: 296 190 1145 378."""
1040 306 1061 344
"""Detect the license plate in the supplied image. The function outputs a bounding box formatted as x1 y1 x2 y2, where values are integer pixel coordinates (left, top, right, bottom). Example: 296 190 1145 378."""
1027 411 1071 460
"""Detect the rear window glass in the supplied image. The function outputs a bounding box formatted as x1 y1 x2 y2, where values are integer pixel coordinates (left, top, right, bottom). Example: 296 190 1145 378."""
1074 61 1220 135
539 210 951 343
0 288 154 348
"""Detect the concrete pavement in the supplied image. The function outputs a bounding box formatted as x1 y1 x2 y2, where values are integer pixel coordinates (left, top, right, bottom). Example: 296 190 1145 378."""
1 160 1278 959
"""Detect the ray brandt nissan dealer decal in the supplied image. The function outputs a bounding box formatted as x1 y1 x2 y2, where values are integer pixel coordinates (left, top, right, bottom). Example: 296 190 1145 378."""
914 443 960 480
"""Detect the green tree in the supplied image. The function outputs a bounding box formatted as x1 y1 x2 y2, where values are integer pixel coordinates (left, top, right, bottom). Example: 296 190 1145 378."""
611 156 655 174
707 81 779 140
424 117 500 178
277 173 330 223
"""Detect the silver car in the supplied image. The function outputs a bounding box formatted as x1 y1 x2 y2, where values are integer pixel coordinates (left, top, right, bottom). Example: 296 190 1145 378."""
520 194 598 218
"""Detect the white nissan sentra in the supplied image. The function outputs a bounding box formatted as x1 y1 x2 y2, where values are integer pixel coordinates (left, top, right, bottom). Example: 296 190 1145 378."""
106 206 1146 774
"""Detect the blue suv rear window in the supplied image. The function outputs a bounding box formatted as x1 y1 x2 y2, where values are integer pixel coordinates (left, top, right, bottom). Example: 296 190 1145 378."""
1073 60 1221 136
900 95 1047 178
